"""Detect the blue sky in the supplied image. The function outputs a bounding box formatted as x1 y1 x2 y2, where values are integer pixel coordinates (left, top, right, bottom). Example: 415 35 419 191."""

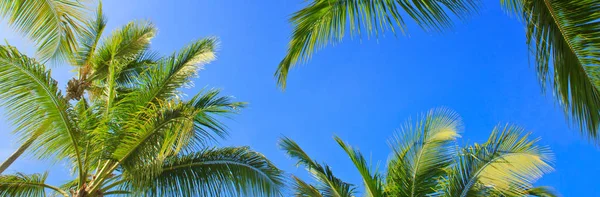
1 0 599 196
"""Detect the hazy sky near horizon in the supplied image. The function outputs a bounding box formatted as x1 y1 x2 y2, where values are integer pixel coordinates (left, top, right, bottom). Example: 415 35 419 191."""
1 0 599 196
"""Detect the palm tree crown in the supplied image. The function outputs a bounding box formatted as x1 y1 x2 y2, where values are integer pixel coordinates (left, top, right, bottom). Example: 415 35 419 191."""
281 108 558 197
0 5 284 197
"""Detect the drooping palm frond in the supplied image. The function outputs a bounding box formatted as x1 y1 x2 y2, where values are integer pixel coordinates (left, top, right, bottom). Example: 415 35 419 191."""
280 137 356 197
386 108 462 197
501 0 600 140
130 37 218 105
134 147 284 197
0 0 90 62
0 45 84 177
439 124 553 197
334 136 384 197
276 0 479 88
0 172 68 197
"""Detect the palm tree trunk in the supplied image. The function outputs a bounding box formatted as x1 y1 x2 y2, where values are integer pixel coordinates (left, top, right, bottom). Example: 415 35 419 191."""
0 134 37 174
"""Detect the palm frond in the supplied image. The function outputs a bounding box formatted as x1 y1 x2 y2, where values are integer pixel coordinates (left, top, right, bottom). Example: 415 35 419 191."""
280 137 356 197
130 37 217 105
0 172 68 197
112 101 197 176
185 88 247 147
90 20 156 83
501 0 600 140
134 147 284 197
0 0 90 62
276 0 478 88
334 136 384 197
292 176 324 197
73 1 107 73
525 186 559 197
440 124 553 197
386 108 462 197
0 45 84 175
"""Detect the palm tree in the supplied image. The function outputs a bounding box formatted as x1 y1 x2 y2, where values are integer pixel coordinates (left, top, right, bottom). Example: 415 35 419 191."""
0 0 91 62
276 0 600 142
0 6 285 197
280 108 558 197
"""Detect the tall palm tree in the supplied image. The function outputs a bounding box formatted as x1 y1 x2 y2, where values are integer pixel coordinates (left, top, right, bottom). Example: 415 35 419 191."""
280 108 558 197
0 7 284 197
0 0 91 62
276 0 600 142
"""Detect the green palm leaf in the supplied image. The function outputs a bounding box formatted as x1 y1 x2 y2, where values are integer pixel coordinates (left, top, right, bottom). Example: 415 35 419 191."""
0 0 89 62
292 176 324 197
89 21 156 83
276 0 478 88
131 37 217 106
440 124 553 197
0 172 68 197
0 45 83 177
386 108 462 197
334 136 384 197
501 0 600 140
280 137 356 197
137 147 284 197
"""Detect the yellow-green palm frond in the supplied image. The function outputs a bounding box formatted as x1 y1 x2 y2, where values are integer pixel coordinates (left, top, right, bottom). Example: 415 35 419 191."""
280 137 356 197
501 0 600 140
439 124 553 197
0 172 68 197
276 0 479 89
0 45 85 175
90 20 156 83
134 147 285 197
129 37 218 106
386 108 462 197
335 136 384 197
73 1 107 70
0 0 90 62
112 101 198 176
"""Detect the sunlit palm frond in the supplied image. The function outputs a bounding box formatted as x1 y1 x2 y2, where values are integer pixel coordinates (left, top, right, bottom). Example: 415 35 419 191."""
386 108 462 197
293 176 324 197
112 101 197 177
0 0 90 62
275 0 479 88
185 88 247 146
0 45 84 175
90 21 156 83
131 37 217 105
334 136 384 197
501 0 600 140
73 1 107 72
0 172 68 197
280 137 356 197
135 147 284 197
440 124 553 197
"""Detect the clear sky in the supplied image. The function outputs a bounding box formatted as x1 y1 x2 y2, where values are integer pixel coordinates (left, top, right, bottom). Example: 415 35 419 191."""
1 0 599 196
